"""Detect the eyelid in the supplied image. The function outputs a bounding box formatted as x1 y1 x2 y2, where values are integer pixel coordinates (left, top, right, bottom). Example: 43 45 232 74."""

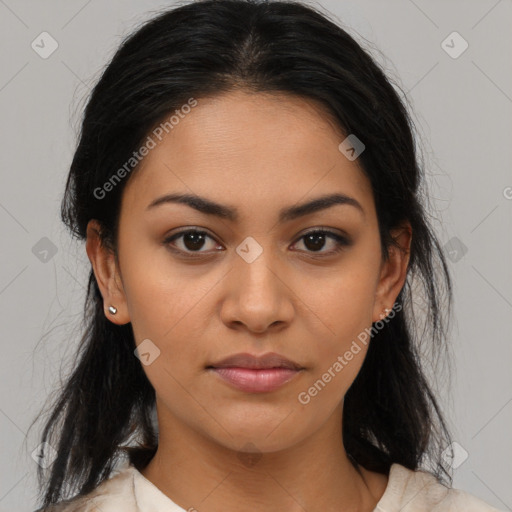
163 226 351 257
291 228 351 256
294 226 349 242
163 227 222 256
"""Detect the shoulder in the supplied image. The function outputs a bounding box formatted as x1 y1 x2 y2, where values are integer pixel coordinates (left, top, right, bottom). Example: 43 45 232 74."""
33 463 138 512
375 463 504 512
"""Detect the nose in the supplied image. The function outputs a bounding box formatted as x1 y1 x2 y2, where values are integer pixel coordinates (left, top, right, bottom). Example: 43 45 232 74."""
219 247 294 334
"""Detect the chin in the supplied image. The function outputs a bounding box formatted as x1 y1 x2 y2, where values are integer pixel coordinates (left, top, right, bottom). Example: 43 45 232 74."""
204 416 307 455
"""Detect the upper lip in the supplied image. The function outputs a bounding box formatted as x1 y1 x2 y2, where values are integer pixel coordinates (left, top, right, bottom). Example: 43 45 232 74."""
208 352 302 370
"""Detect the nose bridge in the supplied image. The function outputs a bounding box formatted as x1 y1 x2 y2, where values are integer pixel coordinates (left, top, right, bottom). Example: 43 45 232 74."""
235 235 282 300
223 235 292 330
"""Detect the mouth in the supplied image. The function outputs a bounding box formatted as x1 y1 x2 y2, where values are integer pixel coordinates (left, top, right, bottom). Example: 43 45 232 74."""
207 351 303 370
206 352 304 393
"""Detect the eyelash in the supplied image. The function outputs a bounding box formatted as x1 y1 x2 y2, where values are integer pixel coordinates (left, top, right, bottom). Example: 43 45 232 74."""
163 228 351 259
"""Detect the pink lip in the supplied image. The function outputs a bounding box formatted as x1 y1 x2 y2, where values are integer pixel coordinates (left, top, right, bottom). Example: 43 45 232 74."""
207 352 304 393
210 367 301 393
208 351 302 370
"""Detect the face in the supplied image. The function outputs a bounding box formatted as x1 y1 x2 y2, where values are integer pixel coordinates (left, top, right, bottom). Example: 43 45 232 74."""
87 90 410 455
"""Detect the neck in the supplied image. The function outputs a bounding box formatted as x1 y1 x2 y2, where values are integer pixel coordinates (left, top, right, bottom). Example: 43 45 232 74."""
140 403 387 512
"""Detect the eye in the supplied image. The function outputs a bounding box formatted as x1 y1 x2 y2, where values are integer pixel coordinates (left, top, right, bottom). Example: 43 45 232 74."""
164 228 222 256
163 227 351 258
291 228 351 256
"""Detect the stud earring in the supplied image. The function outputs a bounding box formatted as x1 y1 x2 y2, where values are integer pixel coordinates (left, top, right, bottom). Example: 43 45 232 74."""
108 305 117 315
379 307 392 319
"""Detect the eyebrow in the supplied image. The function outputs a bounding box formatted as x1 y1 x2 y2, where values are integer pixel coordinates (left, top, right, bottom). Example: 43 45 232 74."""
146 192 365 222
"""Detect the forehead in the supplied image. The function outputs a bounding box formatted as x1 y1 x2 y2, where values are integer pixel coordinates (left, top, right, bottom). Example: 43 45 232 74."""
121 90 374 223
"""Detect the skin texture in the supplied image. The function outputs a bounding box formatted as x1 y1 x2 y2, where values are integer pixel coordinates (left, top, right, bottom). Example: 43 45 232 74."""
86 90 412 512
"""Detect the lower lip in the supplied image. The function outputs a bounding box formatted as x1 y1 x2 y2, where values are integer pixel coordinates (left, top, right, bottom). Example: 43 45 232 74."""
210 367 301 393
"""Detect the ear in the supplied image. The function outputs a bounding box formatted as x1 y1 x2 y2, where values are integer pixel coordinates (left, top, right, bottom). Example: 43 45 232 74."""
85 219 130 325
372 221 412 323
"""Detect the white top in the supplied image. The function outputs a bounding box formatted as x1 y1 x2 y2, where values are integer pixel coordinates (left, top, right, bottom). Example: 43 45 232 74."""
38 459 503 512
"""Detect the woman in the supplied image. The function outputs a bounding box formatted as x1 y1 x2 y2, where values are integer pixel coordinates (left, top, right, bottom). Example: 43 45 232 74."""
32 0 501 510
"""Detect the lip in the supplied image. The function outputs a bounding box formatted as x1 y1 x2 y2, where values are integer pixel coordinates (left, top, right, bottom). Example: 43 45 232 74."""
208 352 302 370
210 367 301 393
206 352 304 393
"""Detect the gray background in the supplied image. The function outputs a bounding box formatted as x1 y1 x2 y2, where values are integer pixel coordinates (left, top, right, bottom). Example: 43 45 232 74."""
0 0 511 510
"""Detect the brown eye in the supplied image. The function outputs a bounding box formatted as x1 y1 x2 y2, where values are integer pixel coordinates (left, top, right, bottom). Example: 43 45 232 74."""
164 229 221 254
163 227 351 259
292 229 350 256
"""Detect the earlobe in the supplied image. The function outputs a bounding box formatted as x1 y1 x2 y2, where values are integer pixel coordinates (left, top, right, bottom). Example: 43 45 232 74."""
372 222 412 323
85 219 131 325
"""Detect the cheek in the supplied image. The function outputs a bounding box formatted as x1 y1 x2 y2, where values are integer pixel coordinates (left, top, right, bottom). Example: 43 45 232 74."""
298 303 372 412
119 237 208 338
121 270 216 393
298 255 379 391
306 260 379 340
